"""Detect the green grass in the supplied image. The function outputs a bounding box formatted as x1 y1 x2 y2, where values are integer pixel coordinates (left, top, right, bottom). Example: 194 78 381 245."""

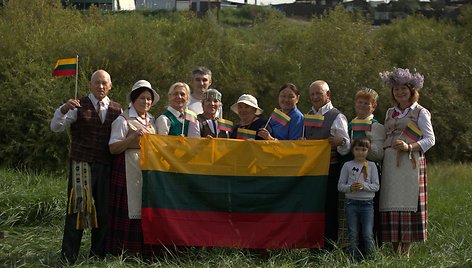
1 164 471 267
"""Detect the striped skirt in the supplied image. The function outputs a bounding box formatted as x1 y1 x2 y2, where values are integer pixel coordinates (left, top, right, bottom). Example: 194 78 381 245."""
380 156 427 242
106 153 155 256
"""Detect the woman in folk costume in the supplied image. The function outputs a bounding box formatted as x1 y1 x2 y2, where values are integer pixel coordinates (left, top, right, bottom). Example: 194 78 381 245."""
187 88 230 138
155 82 191 136
106 80 159 256
378 68 435 257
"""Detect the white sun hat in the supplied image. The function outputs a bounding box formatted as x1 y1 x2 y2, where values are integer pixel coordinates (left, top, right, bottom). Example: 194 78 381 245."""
230 94 263 116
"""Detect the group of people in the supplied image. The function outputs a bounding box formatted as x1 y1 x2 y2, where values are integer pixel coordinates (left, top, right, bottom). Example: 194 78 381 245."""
50 66 435 264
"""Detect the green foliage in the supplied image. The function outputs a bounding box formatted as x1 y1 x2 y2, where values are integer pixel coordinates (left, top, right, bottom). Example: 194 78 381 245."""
0 169 65 227
0 0 471 171
1 164 471 266
219 5 285 26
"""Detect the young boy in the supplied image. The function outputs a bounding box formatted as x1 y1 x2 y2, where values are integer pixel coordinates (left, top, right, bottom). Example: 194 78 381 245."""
338 137 380 260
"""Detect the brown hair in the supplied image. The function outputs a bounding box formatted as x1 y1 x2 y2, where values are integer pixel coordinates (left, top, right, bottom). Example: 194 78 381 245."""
355 88 378 109
351 137 371 151
390 85 420 106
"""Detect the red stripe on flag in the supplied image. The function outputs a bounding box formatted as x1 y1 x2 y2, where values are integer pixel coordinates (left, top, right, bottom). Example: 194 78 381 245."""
352 125 371 131
271 114 289 126
142 208 325 249
404 131 420 142
52 69 76 77
304 121 323 127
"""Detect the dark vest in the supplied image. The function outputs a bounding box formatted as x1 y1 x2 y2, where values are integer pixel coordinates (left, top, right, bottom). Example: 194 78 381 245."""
163 109 189 136
70 96 121 165
197 114 229 138
305 108 341 164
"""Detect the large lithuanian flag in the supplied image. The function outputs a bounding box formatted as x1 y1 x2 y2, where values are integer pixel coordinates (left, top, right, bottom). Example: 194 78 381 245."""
140 134 330 249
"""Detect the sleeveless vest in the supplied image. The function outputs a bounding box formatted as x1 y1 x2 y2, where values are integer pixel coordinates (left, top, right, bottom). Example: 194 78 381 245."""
163 109 189 136
70 96 122 164
305 108 341 164
384 104 423 148
120 109 156 149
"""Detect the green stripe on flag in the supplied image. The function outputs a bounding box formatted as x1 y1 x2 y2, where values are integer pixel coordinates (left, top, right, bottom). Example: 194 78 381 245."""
142 170 327 213
54 63 76 71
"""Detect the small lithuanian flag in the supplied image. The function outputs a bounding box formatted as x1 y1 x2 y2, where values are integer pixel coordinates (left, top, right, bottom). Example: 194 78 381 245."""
52 58 77 77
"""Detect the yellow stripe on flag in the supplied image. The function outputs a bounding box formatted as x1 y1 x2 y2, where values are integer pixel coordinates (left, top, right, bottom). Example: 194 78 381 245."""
54 58 77 68
140 134 330 177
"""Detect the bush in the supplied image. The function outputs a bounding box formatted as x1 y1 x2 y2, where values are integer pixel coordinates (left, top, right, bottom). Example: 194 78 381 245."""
0 0 471 171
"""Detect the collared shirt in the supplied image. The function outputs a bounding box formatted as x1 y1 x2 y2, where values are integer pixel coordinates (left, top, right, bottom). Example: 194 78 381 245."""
350 114 386 162
109 106 154 144
155 106 185 135
311 101 350 155
388 102 435 153
50 93 111 132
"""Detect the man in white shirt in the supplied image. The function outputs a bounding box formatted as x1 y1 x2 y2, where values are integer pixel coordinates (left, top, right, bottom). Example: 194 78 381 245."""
305 80 350 251
187 66 223 117
50 70 122 264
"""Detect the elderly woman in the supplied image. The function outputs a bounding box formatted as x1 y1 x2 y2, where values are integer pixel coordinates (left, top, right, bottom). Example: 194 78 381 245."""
258 83 304 140
106 80 159 256
229 94 269 140
156 82 191 136
379 68 435 257
188 89 229 138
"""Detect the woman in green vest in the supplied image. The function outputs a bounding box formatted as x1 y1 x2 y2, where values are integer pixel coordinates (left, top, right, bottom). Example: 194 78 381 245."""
156 82 191 136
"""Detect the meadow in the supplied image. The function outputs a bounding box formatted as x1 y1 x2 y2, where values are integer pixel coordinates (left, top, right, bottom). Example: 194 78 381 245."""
1 163 471 267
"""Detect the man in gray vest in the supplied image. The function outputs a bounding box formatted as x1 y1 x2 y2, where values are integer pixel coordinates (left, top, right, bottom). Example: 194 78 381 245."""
305 80 350 250
51 70 122 264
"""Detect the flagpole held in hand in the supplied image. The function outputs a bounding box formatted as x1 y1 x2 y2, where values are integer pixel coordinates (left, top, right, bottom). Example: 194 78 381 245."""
264 116 272 129
74 55 79 100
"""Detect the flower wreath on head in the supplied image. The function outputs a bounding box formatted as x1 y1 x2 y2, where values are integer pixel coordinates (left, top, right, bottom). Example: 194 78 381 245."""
379 67 424 90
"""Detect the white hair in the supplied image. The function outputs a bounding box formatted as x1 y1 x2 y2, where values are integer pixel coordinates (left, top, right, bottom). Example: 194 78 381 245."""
309 80 330 93
90 69 111 82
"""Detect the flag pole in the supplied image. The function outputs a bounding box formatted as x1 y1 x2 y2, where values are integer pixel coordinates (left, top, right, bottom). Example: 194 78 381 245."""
74 55 79 99
181 109 186 136
264 116 272 129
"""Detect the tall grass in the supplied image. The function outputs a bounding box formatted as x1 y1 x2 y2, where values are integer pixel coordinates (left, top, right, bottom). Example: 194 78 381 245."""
1 163 471 267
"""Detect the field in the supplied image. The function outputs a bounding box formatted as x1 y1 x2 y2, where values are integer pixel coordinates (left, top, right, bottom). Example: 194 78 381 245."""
0 163 471 267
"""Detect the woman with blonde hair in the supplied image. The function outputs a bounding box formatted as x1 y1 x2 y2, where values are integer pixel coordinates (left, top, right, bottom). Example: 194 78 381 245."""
155 82 191 136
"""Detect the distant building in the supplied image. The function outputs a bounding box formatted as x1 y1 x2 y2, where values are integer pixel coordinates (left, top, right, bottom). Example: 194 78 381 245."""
62 0 191 10
61 0 113 10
